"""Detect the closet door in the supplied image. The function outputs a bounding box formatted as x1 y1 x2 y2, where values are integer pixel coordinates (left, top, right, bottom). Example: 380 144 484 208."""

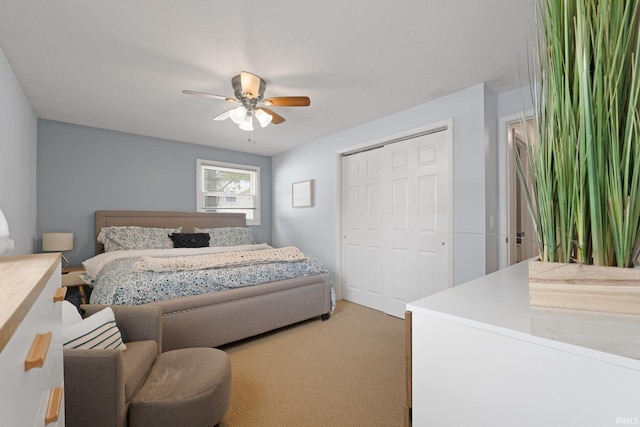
341 128 450 318
342 146 386 312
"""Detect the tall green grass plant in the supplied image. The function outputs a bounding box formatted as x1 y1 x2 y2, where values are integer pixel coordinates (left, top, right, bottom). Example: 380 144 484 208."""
521 0 640 267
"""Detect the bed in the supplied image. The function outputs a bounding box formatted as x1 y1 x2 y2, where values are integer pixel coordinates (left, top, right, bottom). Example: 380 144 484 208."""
82 210 334 351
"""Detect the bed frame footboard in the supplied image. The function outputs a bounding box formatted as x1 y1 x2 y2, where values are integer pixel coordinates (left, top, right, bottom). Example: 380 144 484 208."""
149 274 332 352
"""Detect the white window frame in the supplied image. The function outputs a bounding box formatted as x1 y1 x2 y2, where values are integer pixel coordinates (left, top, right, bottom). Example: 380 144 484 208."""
196 159 261 225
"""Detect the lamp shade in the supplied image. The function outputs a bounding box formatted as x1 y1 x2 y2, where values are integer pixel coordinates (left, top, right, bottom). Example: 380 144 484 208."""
255 108 273 128
229 106 247 125
42 232 73 252
239 114 254 131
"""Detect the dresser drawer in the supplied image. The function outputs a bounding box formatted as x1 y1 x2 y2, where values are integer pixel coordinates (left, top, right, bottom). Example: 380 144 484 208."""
0 255 64 426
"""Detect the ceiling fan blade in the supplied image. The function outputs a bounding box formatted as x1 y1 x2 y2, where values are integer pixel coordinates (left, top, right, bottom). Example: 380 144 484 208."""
213 109 233 121
260 107 286 124
182 90 237 103
263 96 311 107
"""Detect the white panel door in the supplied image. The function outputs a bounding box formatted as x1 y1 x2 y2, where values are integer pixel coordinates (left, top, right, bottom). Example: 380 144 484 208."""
341 147 386 312
341 129 450 318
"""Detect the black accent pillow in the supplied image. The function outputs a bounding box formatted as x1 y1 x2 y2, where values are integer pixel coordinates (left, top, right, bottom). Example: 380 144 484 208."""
168 233 210 248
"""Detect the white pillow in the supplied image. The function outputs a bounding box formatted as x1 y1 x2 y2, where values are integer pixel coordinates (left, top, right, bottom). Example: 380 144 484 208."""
62 300 83 328
98 226 182 252
63 307 127 350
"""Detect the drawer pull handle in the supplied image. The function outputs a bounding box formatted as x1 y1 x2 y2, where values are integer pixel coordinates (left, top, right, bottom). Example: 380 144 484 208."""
53 287 67 302
24 332 52 371
45 386 63 425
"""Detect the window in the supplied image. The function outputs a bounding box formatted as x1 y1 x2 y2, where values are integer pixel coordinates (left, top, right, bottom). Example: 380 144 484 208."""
196 159 260 225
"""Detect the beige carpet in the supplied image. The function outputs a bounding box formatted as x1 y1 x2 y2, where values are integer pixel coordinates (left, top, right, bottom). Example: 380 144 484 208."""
218 300 406 427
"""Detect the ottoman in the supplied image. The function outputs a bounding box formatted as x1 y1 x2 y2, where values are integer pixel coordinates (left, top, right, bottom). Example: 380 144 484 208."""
128 347 231 427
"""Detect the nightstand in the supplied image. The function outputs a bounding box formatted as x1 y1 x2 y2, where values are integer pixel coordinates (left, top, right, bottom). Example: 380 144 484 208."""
62 265 90 304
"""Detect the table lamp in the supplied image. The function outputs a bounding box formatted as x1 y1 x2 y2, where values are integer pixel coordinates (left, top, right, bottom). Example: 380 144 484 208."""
42 232 73 267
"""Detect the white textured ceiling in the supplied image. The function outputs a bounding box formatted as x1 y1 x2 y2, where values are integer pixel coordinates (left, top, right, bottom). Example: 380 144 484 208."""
0 1 536 156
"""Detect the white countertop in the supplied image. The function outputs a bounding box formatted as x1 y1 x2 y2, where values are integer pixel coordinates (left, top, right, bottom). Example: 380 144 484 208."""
407 261 640 371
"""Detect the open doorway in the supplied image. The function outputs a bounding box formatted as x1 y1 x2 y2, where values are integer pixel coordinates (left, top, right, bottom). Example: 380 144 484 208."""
507 119 538 265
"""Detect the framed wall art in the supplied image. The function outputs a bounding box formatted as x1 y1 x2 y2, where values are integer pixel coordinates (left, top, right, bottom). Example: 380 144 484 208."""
292 180 313 208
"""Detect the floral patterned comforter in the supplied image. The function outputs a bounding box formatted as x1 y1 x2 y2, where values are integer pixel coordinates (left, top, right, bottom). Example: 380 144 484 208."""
84 245 333 307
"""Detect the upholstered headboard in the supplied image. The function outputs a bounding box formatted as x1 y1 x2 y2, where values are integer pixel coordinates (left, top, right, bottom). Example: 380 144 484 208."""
94 210 247 254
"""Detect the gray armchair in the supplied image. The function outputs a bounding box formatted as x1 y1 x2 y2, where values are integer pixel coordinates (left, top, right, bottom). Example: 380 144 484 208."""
64 304 231 427
63 305 162 427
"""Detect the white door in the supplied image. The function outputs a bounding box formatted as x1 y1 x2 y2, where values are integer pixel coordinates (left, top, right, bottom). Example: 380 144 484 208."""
341 129 450 318
508 122 538 264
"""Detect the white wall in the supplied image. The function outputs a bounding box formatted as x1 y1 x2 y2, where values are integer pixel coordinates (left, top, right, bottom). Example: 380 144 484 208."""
273 84 493 290
484 86 499 274
0 48 38 255
497 85 535 119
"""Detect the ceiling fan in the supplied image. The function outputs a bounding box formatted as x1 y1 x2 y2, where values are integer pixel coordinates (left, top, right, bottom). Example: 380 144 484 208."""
183 71 310 132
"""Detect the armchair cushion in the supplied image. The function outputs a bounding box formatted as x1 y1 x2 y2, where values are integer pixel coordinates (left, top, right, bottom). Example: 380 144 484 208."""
63 306 127 350
121 340 158 402
62 300 83 327
82 304 163 351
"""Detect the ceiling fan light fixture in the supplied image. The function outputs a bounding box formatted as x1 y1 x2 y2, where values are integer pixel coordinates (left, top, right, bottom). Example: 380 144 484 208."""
240 71 263 99
239 114 254 132
184 71 310 135
255 108 273 128
229 106 247 125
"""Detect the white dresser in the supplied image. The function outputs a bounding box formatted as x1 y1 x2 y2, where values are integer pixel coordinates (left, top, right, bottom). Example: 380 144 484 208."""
0 254 65 426
407 261 640 427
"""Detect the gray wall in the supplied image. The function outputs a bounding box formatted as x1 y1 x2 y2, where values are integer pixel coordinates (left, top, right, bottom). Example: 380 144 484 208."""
37 120 272 265
272 83 493 290
0 48 38 255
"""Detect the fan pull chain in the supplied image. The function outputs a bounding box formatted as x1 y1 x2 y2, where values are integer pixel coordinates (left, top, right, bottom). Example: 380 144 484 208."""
248 129 256 144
